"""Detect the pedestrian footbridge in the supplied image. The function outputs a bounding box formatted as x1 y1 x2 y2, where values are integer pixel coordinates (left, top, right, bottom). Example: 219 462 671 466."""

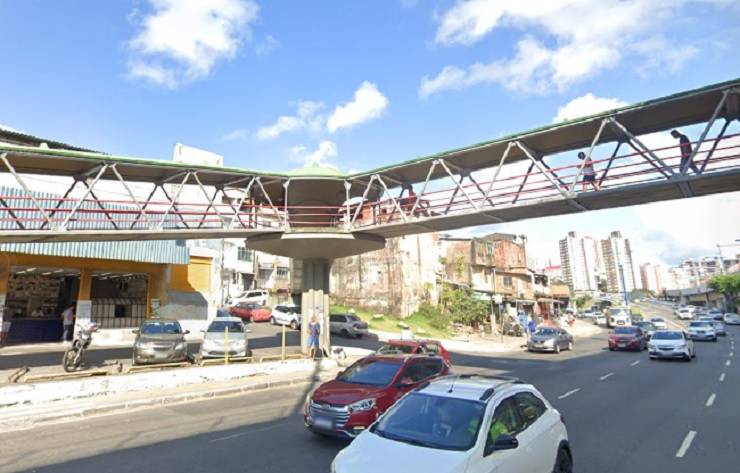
1 77 739 259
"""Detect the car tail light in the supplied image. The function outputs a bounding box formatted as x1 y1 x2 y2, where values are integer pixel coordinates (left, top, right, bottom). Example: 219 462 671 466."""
560 414 566 424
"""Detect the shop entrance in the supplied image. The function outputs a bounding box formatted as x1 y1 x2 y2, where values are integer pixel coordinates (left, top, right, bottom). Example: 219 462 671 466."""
90 271 148 329
4 267 80 343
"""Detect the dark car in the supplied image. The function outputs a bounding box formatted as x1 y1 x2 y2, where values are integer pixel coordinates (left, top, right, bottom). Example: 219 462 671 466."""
132 319 190 365
304 354 450 438
633 321 657 340
608 326 647 351
376 339 452 367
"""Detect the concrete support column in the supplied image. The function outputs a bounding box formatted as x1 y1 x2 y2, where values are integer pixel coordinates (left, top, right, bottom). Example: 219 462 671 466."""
300 259 331 356
75 268 93 329
0 262 9 345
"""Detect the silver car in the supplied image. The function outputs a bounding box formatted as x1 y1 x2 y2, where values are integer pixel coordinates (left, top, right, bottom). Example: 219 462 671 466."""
329 313 369 338
527 327 574 353
724 313 740 325
132 319 190 366
199 317 250 358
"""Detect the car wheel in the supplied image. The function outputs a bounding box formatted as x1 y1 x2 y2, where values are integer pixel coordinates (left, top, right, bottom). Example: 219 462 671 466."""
555 344 561 354
684 354 691 362
131 354 138 366
553 447 573 473
270 317 276 325
567 341 574 351
341 329 351 338
290 320 298 330
713 337 717 342
609 346 615 351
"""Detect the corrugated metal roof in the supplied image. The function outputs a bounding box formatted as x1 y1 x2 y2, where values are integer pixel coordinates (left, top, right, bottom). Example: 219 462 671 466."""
0 186 189 264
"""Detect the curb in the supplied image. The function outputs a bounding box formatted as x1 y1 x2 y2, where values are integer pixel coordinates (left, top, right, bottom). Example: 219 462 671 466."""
0 370 336 433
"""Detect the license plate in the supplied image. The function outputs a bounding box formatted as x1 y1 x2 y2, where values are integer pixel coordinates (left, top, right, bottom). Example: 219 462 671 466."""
618 343 626 348
313 416 334 430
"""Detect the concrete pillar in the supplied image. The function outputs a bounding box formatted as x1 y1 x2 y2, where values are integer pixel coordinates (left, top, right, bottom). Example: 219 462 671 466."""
0 262 9 345
75 268 93 329
300 259 331 356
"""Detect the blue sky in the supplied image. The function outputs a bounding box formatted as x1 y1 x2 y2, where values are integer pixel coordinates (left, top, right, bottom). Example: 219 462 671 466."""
0 0 739 267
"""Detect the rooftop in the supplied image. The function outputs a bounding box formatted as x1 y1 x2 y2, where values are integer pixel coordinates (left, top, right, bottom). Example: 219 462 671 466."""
420 374 525 402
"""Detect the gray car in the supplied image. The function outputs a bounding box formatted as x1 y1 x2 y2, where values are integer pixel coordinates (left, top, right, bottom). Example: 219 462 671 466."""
527 327 574 353
132 319 190 365
330 313 369 338
199 317 250 359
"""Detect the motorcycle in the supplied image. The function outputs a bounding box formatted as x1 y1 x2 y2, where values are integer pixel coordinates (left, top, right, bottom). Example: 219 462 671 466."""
62 321 99 372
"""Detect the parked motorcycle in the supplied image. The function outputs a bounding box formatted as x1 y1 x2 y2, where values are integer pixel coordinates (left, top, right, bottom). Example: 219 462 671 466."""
62 321 99 372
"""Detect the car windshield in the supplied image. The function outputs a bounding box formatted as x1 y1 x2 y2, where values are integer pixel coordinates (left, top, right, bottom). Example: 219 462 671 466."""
141 321 181 334
690 322 711 328
614 327 637 334
337 359 401 386
207 321 244 333
283 306 301 314
535 328 558 336
345 314 361 322
651 318 664 322
652 331 683 340
372 392 485 451
377 343 415 355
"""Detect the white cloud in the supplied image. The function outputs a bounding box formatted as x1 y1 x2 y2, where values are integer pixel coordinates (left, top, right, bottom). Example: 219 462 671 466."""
423 0 714 96
256 101 325 140
290 140 339 167
327 82 389 133
127 0 258 87
255 34 281 56
553 94 628 123
221 128 249 141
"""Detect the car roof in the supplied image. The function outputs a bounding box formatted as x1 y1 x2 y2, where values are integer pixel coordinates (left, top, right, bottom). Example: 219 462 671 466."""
361 353 442 364
210 317 243 323
418 374 530 402
145 318 180 323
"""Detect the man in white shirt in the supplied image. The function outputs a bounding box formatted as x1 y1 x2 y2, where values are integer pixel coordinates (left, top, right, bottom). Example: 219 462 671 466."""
62 304 75 342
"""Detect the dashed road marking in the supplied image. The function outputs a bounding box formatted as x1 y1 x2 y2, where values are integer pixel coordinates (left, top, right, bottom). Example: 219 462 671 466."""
706 393 716 407
730 351 734 357
600 372 614 381
631 360 640 366
676 430 697 458
720 373 726 382
727 360 732 367
558 388 581 399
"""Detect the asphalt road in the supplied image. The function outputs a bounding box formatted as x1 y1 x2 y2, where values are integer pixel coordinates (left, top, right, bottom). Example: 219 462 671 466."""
1 302 737 473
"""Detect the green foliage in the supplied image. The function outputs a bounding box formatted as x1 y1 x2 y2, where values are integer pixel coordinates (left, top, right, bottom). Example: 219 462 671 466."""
454 255 466 278
709 274 740 310
440 285 490 327
575 295 592 309
629 289 654 300
413 303 449 330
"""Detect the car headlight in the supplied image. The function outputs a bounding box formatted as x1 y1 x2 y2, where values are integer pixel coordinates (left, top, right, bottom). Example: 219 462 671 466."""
136 341 154 349
349 398 376 412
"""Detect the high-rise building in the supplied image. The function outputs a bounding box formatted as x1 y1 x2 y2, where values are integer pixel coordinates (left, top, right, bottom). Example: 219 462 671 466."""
639 263 663 293
559 232 599 293
601 231 637 294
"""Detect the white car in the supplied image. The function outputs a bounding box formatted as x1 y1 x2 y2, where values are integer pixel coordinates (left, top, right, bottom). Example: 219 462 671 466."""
648 330 695 361
724 313 740 325
675 308 694 320
650 317 667 330
227 289 268 307
270 304 301 329
595 314 607 325
687 321 717 341
332 374 572 473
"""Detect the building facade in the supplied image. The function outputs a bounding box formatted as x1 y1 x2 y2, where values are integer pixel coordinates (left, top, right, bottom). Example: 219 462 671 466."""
601 231 637 294
559 232 600 293
640 263 663 293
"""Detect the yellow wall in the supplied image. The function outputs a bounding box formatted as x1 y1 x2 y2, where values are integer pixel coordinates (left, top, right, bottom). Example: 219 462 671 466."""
170 256 212 293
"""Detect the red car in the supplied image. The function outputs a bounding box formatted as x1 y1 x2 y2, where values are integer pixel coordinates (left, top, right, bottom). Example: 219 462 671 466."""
230 302 271 323
608 326 647 351
376 339 451 367
304 354 450 438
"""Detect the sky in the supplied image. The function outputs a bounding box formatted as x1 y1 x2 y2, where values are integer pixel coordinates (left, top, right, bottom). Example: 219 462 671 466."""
0 0 739 268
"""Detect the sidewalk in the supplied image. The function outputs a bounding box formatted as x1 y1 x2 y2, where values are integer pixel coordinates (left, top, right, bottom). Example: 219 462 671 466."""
0 366 340 433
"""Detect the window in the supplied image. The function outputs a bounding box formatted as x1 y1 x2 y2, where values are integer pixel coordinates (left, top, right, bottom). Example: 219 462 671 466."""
337 359 402 386
487 397 525 442
487 241 494 255
276 267 289 279
258 269 272 280
424 343 440 354
237 247 253 262
513 392 547 429
330 314 346 323
503 276 513 287
400 359 443 383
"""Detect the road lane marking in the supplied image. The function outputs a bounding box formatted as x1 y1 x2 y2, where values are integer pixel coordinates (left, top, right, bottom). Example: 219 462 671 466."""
720 373 726 382
730 351 734 357
599 372 614 381
676 430 697 458
558 388 580 399
706 393 716 407
631 360 640 366
727 360 732 367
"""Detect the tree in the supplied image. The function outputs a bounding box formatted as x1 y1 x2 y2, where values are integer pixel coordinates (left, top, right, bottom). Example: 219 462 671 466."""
709 274 740 312
440 285 489 328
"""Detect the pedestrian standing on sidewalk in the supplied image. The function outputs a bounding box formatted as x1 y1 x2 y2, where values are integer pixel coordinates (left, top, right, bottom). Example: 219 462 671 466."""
308 314 321 359
671 129 700 174
578 152 601 192
61 304 75 342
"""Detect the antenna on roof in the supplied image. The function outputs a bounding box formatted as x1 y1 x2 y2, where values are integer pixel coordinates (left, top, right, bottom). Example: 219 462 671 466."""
447 375 458 393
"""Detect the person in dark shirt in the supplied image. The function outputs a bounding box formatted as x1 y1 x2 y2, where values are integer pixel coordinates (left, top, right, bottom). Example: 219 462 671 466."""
671 130 699 174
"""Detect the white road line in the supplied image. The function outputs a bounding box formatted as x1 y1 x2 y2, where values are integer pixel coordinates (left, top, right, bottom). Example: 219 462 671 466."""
706 393 716 407
727 360 732 367
676 430 697 458
631 360 640 366
558 388 581 399
730 351 734 357
720 373 726 382
600 372 614 381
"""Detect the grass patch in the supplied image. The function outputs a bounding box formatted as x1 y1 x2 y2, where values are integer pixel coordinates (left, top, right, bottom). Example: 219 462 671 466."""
331 305 449 339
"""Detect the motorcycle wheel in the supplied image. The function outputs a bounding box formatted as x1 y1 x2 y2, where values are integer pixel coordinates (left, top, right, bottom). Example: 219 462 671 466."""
62 349 80 372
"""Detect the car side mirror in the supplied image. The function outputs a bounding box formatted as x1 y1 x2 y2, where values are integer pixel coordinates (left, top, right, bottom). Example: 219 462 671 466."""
396 377 415 388
132 329 139 334
183 330 190 335
484 434 519 456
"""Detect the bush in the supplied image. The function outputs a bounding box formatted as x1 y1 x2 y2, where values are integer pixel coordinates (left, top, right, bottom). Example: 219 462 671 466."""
414 303 449 330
